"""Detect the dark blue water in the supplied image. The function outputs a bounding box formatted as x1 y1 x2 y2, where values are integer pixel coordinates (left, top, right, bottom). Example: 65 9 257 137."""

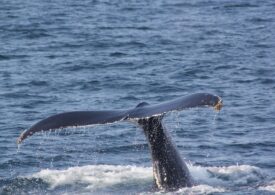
1 0 275 194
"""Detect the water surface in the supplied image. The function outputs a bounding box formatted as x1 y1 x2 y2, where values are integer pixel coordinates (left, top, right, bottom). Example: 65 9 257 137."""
0 0 275 194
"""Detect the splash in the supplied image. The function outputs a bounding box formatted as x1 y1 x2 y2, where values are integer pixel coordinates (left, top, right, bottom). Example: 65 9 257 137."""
31 165 152 190
25 163 266 194
206 164 265 186
177 184 226 194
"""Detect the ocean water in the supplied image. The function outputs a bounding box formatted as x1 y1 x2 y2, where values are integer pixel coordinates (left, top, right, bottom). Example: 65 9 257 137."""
0 0 275 194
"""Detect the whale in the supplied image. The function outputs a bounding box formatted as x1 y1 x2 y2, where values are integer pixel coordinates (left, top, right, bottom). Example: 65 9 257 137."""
17 93 222 191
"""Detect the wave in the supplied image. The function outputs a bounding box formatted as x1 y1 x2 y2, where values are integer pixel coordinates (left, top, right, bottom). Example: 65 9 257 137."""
203 165 265 186
259 180 275 192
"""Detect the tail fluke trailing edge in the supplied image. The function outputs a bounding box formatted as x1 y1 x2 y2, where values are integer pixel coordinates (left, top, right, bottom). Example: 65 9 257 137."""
17 93 222 144
17 111 127 144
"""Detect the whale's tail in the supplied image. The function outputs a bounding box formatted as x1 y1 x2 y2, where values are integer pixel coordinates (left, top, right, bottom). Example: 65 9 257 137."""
17 93 222 144
16 92 223 191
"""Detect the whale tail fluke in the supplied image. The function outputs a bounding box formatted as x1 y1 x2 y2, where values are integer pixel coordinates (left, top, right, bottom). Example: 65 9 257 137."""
16 110 127 144
17 93 222 144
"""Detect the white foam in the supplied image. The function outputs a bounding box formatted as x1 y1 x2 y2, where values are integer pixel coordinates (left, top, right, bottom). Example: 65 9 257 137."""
140 184 226 195
205 164 264 186
31 165 152 190
177 184 226 194
28 164 265 194
259 180 275 192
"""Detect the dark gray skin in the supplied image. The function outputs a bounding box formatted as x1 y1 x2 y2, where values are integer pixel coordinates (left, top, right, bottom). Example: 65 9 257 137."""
138 115 193 190
17 93 222 191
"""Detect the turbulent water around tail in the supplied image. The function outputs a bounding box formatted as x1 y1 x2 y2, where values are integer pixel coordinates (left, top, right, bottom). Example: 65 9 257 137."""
1 111 275 194
1 164 272 194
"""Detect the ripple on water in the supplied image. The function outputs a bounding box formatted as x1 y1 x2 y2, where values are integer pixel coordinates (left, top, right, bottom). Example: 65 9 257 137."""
0 0 274 194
